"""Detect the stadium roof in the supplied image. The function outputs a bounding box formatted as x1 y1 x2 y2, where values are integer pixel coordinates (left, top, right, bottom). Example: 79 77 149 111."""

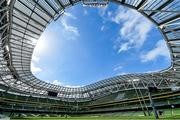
0 0 179 102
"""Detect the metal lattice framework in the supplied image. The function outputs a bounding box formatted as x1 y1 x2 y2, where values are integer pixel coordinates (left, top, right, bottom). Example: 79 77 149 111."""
0 0 179 102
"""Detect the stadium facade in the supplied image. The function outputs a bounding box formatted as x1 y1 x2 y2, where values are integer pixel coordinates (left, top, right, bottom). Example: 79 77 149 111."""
0 0 179 115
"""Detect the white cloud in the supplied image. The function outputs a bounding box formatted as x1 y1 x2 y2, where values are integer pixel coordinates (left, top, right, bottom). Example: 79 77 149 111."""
31 12 79 76
31 33 48 75
117 72 127 75
61 12 80 40
61 19 79 37
114 65 123 71
98 6 108 17
52 80 63 85
64 12 76 20
107 11 112 17
52 80 82 88
84 9 88 15
145 69 161 73
141 40 170 62
111 7 152 53
33 35 48 57
100 25 105 31
31 62 42 74
118 42 131 53
31 54 42 75
65 85 82 88
32 55 39 63
46 79 82 88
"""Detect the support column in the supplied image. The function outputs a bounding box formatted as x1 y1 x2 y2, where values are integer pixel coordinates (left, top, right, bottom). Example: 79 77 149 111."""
148 88 159 119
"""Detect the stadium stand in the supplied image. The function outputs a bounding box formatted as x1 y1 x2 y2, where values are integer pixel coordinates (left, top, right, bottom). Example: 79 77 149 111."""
0 0 179 117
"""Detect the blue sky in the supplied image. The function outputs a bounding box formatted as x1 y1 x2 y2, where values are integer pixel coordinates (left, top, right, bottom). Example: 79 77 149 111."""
31 3 171 87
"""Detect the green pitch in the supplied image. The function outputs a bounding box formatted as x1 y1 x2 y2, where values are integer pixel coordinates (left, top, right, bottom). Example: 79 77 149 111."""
11 115 180 120
11 109 180 120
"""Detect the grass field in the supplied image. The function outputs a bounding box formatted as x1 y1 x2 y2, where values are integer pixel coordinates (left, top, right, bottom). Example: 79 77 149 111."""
11 115 180 120
11 109 180 120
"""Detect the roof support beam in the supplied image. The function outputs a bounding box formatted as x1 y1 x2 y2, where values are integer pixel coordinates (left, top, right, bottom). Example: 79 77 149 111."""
159 14 180 26
0 0 6 6
168 38 180 42
0 6 9 13
12 22 40 36
140 9 180 13
136 0 147 10
12 15 43 32
16 0 49 23
44 0 59 14
31 0 54 19
55 0 65 9
121 0 125 4
11 28 38 40
149 0 174 17
69 0 74 6
0 11 6 23
13 7 46 28
0 23 9 30
164 28 180 34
